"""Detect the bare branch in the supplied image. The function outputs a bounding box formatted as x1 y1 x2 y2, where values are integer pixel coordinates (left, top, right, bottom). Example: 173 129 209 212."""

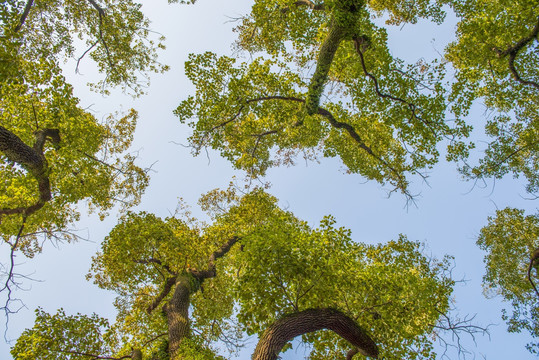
76 40 99 74
353 36 438 137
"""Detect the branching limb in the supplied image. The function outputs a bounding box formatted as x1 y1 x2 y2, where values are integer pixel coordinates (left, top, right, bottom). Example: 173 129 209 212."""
14 0 34 32
147 276 177 314
240 95 412 196
493 16 539 90
432 308 490 359
0 126 60 216
188 236 240 281
87 0 117 75
252 308 378 360
353 37 438 137
1 216 28 331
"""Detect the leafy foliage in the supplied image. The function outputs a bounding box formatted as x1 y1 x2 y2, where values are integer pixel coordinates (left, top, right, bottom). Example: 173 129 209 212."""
175 0 470 197
13 189 455 360
0 0 165 257
445 0 539 193
478 208 539 353
10 308 120 360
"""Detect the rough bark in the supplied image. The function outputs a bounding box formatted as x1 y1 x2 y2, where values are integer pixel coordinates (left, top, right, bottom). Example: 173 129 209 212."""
165 275 195 360
131 349 142 360
305 18 347 115
252 308 379 360
0 126 60 216
159 237 239 359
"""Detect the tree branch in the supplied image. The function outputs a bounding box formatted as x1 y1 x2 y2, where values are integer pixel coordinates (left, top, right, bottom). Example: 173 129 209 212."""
188 236 240 281
252 308 378 360
87 0 117 75
242 96 411 196
353 36 438 137
135 258 176 276
14 0 34 32
147 275 177 314
0 126 60 216
528 248 539 298
493 16 539 90
305 17 347 114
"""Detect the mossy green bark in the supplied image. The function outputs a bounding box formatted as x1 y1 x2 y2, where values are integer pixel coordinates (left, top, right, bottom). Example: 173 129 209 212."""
305 18 347 115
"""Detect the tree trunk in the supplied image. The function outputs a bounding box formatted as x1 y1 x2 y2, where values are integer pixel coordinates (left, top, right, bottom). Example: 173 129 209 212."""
165 275 197 360
305 18 347 115
0 125 45 175
252 308 378 360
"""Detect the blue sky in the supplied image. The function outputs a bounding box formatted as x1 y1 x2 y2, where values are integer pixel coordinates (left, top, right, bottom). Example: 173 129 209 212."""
2 1 537 359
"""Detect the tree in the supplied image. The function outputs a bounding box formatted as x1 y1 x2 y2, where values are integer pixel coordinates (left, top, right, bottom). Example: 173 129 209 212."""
0 0 169 314
11 189 457 360
174 0 471 199
443 1 539 353
444 0 539 193
477 208 539 354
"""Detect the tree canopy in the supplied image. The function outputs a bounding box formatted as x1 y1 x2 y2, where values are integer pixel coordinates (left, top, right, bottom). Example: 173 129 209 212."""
443 0 539 350
0 0 169 312
12 189 456 360
175 0 471 198
3 0 539 358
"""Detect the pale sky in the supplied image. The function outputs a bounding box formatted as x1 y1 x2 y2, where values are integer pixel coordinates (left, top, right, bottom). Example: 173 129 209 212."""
2 1 537 359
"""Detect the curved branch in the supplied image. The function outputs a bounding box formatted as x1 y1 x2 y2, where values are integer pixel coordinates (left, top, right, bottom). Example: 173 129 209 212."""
493 16 539 90
353 37 438 137
528 248 539 298
188 236 240 281
147 275 177 314
252 308 378 360
242 96 411 196
0 126 60 216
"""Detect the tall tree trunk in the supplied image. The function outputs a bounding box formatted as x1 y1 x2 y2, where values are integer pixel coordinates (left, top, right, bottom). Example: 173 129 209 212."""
252 308 378 360
165 275 197 360
305 18 347 115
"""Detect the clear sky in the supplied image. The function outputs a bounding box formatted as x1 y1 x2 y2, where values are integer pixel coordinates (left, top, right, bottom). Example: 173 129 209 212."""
2 1 537 359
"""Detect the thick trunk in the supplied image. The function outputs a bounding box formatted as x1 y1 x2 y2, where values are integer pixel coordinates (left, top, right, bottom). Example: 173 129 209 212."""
0 125 45 174
252 308 378 360
305 18 347 115
0 126 60 215
165 275 197 360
